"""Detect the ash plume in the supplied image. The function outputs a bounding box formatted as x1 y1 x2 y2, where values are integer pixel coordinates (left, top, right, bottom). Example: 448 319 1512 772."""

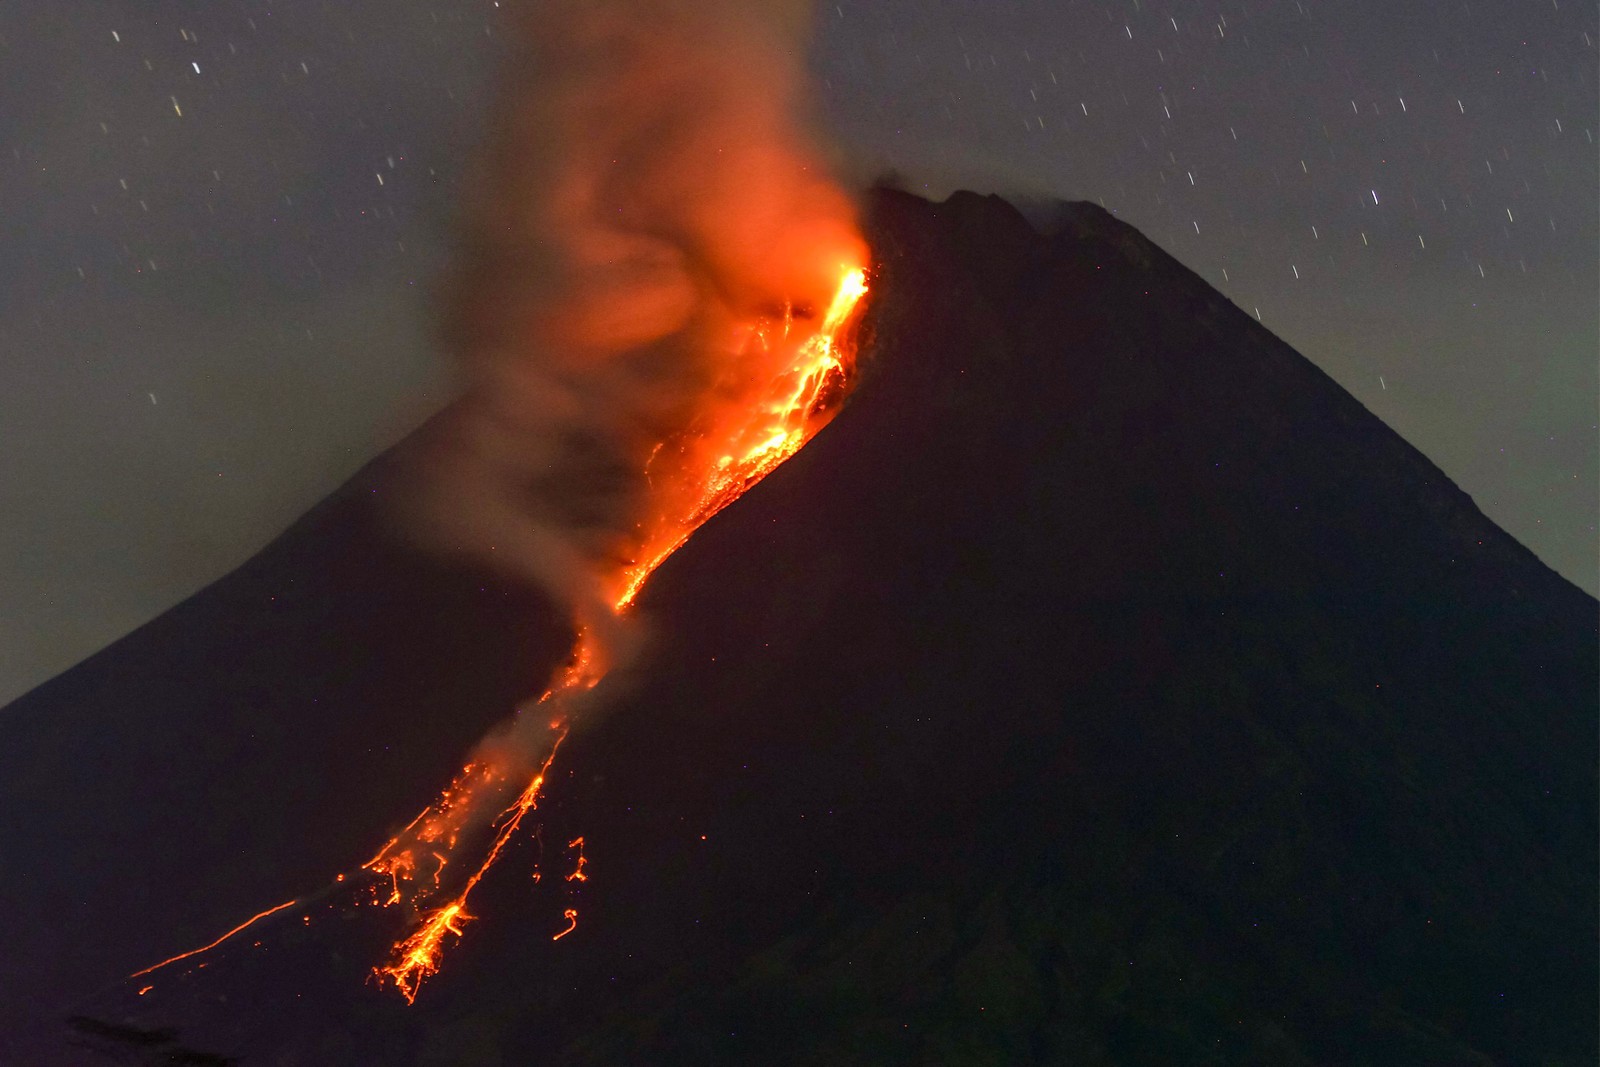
399 0 865 662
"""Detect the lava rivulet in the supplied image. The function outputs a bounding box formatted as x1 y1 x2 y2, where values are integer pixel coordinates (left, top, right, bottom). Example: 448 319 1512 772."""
128 899 301 981
370 717 570 1004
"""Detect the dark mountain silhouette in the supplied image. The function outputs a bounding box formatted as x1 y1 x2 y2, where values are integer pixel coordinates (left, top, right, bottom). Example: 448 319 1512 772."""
3 188 1593 1065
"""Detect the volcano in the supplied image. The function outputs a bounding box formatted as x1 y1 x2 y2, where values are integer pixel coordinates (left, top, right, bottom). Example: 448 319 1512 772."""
2 188 1594 1065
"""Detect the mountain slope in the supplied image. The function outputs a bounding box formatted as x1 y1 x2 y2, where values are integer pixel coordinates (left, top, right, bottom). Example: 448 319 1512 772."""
7 188 1595 1065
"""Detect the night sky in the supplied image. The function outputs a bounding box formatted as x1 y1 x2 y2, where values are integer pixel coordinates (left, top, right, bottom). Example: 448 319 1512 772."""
1 0 1594 706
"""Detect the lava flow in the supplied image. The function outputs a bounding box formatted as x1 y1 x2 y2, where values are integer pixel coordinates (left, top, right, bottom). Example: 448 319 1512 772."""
366 264 868 1000
122 265 867 1003
614 266 869 609
128 899 301 981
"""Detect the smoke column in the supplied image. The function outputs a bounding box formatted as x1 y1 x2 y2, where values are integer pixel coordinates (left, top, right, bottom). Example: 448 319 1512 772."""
403 0 865 674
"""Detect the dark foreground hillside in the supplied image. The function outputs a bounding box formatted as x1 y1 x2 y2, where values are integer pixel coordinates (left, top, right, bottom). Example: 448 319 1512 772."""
5 188 1595 1065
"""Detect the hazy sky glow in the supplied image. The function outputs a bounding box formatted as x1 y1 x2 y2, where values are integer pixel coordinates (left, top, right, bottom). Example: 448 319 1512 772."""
0 0 1594 706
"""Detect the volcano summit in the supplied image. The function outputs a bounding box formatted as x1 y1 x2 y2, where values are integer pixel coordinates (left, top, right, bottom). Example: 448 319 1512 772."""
2 188 1594 1065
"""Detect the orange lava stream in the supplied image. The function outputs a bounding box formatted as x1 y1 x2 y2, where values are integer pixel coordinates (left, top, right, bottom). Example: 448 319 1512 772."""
129 898 301 980
129 266 868 1003
369 265 867 1000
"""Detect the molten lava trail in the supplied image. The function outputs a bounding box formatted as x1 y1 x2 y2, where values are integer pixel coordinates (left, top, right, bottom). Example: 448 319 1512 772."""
129 899 301 980
368 265 867 999
127 266 867 1003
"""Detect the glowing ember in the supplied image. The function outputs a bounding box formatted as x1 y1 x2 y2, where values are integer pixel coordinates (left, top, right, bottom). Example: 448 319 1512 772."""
614 267 870 609
564 837 588 882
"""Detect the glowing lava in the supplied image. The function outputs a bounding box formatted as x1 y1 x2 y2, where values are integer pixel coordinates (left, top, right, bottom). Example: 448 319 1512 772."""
369 704 579 1003
127 266 866 1003
615 267 869 610
366 264 868 1001
564 837 588 882
128 898 300 980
